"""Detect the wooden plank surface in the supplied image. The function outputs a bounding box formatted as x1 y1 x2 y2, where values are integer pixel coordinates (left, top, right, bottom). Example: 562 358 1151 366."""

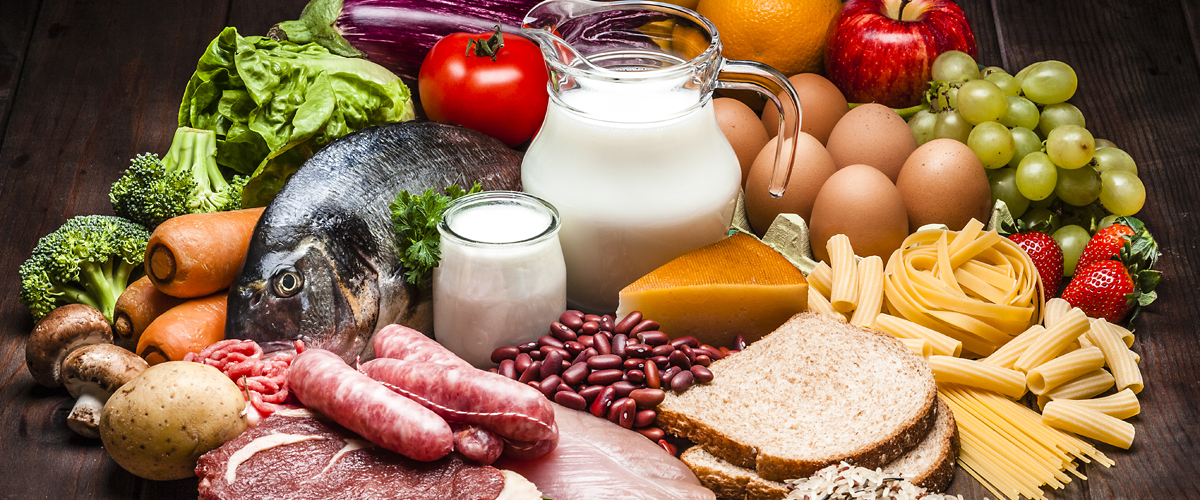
0 0 1197 498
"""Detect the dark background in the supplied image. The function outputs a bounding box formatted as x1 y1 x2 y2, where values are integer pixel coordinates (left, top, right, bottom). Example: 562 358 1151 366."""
0 0 1197 498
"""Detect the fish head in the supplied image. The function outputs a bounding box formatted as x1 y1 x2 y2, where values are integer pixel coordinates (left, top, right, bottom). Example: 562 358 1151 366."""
226 217 385 364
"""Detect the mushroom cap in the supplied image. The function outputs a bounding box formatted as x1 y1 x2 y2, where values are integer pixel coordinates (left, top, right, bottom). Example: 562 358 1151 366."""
25 304 113 387
62 343 148 397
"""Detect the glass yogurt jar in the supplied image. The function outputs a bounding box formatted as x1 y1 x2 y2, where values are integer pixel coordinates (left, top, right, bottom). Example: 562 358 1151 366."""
433 191 566 368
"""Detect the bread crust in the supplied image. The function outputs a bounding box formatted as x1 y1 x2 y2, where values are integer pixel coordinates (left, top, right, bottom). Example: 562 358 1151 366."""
660 312 939 482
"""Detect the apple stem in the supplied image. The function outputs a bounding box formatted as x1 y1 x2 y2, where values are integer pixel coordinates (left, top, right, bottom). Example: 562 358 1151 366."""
848 101 930 120
898 0 912 21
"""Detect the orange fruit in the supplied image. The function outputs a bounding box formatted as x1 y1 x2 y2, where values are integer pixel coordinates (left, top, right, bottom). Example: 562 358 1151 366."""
697 0 842 76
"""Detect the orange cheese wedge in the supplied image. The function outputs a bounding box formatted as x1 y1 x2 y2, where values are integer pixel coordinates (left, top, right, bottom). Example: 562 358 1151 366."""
616 233 808 348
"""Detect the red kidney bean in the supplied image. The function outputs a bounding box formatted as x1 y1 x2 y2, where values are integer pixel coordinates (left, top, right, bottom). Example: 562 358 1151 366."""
614 311 643 335
606 397 628 424
564 341 585 356
578 335 594 348
611 381 639 398
594 334 611 355
577 384 604 403
580 321 600 336
626 369 645 384
515 353 532 374
518 361 543 384
590 386 616 418
554 391 587 411
498 359 517 380
539 375 560 397
611 334 628 357
562 362 590 386
488 368 498 374
657 439 677 456
550 322 577 342
572 347 598 365
637 331 669 346
719 346 731 357
587 354 623 371
660 366 681 385
634 409 657 428
645 361 661 389
583 314 603 324
560 311 585 330
650 355 669 369
630 319 660 335
669 336 699 349
694 354 711 367
518 341 539 353
629 388 666 407
491 346 520 363
636 426 665 441
668 350 691 370
541 351 564 378
690 364 714 383
538 335 565 349
617 398 637 428
587 369 624 386
600 315 615 332
624 343 652 358
623 358 646 371
530 350 545 362
544 345 571 359
670 370 694 393
651 345 675 357
680 344 695 362
527 380 541 391
733 335 748 351
701 345 725 360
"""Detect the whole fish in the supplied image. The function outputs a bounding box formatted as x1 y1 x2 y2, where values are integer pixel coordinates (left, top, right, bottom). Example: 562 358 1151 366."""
226 121 523 363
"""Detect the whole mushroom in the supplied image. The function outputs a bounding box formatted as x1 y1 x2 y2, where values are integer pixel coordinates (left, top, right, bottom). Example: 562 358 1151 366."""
61 344 148 438
26 304 113 388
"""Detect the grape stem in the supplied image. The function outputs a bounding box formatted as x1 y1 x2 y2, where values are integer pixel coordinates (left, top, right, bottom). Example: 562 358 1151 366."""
848 101 929 120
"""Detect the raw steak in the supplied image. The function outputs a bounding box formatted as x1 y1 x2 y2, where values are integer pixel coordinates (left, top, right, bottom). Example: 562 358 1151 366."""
196 409 505 500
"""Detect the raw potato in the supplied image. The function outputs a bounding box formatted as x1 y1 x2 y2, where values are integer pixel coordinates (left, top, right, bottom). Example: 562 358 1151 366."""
100 361 247 480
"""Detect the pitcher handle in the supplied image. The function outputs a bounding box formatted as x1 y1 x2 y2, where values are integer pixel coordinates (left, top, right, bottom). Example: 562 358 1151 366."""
716 60 801 198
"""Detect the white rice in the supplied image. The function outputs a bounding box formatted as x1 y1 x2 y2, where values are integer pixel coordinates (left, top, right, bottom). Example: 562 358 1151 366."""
783 462 972 500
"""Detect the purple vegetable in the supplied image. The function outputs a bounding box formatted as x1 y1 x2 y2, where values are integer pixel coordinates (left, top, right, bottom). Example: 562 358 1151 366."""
271 0 541 84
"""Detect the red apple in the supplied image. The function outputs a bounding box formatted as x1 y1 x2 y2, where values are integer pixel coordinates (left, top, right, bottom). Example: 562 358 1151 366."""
825 0 977 108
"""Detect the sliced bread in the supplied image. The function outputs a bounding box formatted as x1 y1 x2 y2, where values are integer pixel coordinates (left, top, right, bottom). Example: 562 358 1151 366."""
657 311 938 482
681 397 958 500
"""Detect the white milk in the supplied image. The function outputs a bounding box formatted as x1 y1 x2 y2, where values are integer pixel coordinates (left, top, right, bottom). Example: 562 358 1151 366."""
433 194 566 368
522 88 740 313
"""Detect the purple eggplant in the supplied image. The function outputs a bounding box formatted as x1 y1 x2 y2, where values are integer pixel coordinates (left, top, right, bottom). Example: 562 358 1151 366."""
271 0 541 85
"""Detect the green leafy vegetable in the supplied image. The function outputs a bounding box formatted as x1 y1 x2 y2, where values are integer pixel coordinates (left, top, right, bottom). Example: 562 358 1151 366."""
179 27 415 207
390 182 482 288
19 215 151 323
109 127 248 229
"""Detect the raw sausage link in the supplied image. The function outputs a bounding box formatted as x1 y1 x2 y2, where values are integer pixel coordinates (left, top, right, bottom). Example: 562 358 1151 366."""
288 349 453 461
360 358 557 443
373 324 471 367
501 423 559 461
451 423 505 465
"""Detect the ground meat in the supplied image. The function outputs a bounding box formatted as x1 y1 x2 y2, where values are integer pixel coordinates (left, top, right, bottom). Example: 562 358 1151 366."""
185 339 305 416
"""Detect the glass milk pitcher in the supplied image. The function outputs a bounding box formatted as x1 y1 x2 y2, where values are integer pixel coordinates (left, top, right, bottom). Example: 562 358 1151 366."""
521 0 802 313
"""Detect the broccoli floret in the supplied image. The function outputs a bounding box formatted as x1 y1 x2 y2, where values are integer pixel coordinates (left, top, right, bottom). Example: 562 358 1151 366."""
109 127 247 228
18 215 151 323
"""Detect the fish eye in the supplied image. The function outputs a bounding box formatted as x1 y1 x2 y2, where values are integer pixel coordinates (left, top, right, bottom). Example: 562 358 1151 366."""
272 269 304 297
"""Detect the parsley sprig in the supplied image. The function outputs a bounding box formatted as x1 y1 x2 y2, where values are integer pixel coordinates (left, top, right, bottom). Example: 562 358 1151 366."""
389 182 482 288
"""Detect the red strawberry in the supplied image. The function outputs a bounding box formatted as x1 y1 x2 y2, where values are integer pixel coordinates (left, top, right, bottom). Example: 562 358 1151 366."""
1007 231 1064 294
1061 260 1158 324
1075 216 1156 273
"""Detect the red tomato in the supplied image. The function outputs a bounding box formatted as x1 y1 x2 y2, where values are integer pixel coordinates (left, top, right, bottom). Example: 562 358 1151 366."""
418 29 549 147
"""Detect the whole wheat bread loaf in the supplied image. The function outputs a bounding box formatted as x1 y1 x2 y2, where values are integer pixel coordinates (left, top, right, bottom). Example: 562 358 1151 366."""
657 312 938 482
681 397 958 500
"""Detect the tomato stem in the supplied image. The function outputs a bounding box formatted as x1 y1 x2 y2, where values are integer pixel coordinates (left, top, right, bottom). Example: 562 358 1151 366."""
465 24 505 61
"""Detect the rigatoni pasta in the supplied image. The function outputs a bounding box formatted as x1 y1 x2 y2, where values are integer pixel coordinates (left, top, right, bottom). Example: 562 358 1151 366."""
983 324 1043 369
1013 307 1089 373
928 355 1026 399
1025 346 1105 395
898 338 932 358
1086 318 1144 393
874 313 963 357
808 261 833 299
1042 401 1135 449
806 286 843 321
849 256 884 327
1052 389 1141 419
1040 368 1115 406
827 234 858 313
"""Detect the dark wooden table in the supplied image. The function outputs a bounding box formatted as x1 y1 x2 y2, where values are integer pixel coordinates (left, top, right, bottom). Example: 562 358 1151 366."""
1 1 1198 498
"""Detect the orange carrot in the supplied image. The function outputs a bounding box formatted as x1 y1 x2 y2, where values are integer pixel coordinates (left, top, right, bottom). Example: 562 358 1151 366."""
137 293 227 365
113 275 188 350
145 207 265 298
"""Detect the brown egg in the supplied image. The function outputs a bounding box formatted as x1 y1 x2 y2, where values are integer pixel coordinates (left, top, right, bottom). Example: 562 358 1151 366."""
825 103 917 182
895 138 993 232
762 73 849 146
744 133 837 237
809 164 909 264
714 98 771 185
